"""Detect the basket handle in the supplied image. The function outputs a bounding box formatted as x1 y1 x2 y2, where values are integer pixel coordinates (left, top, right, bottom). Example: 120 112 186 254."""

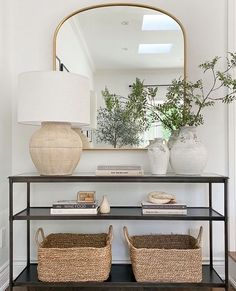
123 226 132 247
107 225 113 244
196 226 203 247
35 228 45 247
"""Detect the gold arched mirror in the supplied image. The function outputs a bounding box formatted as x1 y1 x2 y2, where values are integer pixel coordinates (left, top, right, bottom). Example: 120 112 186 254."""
53 4 186 150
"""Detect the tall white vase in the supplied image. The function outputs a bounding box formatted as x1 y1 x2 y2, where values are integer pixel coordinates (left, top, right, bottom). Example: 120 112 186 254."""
148 138 170 175
170 126 207 175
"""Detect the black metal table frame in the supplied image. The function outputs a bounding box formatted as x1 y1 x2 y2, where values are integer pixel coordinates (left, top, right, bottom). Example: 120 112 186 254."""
8 174 229 290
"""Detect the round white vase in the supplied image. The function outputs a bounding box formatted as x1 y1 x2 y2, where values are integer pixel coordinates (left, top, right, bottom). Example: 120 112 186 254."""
170 126 207 175
148 138 170 175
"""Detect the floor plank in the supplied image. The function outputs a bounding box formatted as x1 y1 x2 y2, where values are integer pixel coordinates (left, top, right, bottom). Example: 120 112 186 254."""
6 287 236 291
229 251 236 262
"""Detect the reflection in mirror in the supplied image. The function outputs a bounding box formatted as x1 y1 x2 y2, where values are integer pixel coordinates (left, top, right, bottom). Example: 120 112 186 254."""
55 5 185 149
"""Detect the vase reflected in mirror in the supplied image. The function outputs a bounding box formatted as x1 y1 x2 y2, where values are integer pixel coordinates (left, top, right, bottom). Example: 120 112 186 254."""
148 138 170 175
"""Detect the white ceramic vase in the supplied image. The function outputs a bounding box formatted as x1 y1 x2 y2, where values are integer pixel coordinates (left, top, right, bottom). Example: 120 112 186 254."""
170 126 207 175
99 195 110 214
148 138 170 175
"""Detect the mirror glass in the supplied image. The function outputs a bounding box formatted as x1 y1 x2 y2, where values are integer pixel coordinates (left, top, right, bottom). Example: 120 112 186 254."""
55 5 185 149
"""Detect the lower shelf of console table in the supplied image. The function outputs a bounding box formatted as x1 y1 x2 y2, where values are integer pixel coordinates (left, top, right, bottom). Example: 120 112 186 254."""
14 264 225 288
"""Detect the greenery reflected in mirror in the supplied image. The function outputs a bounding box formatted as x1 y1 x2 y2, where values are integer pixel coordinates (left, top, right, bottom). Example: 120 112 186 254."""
54 4 186 149
96 78 157 148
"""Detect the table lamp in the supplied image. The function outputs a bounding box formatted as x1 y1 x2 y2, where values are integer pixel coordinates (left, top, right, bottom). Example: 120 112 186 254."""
73 90 97 149
17 71 90 175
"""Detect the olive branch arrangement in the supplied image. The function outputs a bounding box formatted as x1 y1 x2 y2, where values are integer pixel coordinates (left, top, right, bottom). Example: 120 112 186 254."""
154 52 236 132
96 79 156 148
96 52 236 147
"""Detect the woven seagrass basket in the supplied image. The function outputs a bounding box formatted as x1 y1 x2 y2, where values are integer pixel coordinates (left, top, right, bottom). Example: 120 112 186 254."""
123 226 203 283
35 225 113 282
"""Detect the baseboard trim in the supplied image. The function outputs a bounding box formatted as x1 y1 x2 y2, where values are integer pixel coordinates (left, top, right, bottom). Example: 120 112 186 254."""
0 261 8 291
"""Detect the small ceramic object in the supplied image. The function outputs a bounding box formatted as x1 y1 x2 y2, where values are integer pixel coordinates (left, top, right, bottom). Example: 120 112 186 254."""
99 195 110 214
148 191 176 204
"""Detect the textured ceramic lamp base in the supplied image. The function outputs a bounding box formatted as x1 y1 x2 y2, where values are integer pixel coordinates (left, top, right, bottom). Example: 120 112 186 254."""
29 122 82 176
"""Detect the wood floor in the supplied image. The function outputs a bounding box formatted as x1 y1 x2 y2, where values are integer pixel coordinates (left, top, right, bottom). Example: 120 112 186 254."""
6 287 236 291
229 251 236 262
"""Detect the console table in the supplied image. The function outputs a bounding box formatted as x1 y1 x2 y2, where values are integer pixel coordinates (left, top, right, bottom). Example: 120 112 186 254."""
8 173 229 290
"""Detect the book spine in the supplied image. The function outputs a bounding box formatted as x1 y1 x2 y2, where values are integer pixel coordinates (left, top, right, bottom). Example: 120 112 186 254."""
97 166 142 171
96 170 144 176
142 209 187 215
142 205 187 209
50 208 98 215
52 204 97 209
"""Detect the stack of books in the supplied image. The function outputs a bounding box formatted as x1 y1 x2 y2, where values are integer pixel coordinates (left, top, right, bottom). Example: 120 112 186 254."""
50 200 98 215
141 201 187 215
96 165 144 176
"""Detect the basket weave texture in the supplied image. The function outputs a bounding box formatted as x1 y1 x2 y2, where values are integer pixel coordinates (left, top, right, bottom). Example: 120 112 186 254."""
124 226 202 283
36 226 113 282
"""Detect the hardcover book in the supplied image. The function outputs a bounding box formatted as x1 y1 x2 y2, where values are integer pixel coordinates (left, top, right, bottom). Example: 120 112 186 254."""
142 208 187 215
96 165 144 176
141 201 187 209
96 170 144 176
52 200 98 209
97 165 142 170
50 207 98 215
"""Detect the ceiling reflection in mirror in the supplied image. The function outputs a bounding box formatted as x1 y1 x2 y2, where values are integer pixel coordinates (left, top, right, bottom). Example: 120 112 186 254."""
55 5 185 149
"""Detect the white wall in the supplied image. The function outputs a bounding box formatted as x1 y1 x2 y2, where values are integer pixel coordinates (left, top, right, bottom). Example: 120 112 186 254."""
228 0 236 253
0 0 13 289
2 0 232 284
0 0 12 264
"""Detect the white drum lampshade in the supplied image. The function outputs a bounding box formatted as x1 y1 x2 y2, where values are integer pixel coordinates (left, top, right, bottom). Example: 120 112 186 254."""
17 71 90 175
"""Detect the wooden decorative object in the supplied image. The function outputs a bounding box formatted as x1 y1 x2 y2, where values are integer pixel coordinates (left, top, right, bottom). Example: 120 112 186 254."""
77 191 96 202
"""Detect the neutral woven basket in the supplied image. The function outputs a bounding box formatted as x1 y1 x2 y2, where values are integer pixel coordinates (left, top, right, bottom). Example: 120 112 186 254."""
123 226 203 283
36 225 113 282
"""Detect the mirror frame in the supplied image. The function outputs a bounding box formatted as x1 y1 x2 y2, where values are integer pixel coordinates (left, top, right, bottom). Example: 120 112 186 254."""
52 3 187 151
